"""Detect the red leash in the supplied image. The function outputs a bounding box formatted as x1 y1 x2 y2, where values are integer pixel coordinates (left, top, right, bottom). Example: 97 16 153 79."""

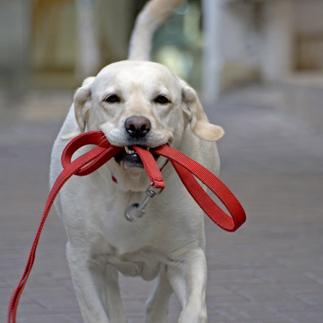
8 130 246 323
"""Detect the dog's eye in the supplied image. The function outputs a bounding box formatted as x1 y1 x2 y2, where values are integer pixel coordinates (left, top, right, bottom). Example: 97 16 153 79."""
153 95 171 105
103 94 121 104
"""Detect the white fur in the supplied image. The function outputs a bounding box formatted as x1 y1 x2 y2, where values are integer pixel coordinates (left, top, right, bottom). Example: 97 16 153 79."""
50 1 223 322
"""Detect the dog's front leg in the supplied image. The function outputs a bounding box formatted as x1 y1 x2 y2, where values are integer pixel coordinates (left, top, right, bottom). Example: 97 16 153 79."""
145 265 173 323
66 243 127 323
167 248 208 323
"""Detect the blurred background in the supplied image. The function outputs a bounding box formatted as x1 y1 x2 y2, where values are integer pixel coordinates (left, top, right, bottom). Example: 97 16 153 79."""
1 1 323 322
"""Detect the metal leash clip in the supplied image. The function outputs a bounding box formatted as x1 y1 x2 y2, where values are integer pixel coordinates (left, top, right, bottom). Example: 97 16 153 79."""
125 184 163 222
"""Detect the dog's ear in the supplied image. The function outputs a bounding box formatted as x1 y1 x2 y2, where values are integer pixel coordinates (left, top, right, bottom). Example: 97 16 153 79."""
180 80 224 141
74 77 95 132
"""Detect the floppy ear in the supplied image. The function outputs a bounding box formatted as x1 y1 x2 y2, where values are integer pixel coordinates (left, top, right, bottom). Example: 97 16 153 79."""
181 80 224 141
74 77 95 132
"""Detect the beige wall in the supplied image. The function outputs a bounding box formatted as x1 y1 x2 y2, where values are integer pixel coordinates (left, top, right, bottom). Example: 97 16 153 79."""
294 1 323 71
0 0 137 87
32 0 135 82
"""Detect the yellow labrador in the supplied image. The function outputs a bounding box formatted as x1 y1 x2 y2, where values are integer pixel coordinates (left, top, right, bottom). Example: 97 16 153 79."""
50 1 223 322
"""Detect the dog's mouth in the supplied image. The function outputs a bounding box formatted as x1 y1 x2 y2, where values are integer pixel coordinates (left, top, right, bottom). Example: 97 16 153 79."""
114 146 158 169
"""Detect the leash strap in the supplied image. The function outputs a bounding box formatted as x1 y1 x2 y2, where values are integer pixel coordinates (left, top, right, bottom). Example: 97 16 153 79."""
8 130 245 323
8 132 121 323
156 145 245 231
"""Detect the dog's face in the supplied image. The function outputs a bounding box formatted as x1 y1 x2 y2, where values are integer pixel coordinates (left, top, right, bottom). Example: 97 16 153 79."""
73 61 224 191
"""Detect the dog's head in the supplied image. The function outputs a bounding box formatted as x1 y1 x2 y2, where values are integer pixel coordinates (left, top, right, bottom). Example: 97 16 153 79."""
73 61 224 191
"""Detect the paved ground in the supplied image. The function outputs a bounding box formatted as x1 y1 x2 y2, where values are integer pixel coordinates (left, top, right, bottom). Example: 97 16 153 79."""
1 84 323 323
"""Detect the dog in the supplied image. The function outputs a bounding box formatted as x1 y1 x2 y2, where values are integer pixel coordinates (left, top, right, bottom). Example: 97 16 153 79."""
50 0 224 322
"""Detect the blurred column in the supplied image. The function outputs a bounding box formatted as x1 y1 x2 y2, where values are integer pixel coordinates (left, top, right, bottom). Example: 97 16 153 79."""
262 0 294 81
101 0 135 61
0 0 31 104
75 0 100 79
202 0 222 104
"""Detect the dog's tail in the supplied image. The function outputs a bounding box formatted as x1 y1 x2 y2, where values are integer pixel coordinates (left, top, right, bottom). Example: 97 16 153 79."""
128 0 184 60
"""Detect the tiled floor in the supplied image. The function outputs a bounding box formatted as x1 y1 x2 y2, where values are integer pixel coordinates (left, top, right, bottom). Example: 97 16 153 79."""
1 85 323 322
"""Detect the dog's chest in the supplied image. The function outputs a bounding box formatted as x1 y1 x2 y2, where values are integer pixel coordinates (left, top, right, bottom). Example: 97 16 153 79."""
75 177 202 254
99 201 164 249
93 187 183 251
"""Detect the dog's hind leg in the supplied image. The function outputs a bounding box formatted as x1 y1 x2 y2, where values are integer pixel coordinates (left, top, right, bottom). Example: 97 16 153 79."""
167 248 208 323
145 266 173 323
66 242 127 323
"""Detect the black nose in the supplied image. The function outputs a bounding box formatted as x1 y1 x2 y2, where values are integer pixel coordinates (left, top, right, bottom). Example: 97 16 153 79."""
125 116 151 138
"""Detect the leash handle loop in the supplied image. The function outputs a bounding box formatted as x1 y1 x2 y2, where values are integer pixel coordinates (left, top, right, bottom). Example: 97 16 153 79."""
61 131 120 176
154 145 246 232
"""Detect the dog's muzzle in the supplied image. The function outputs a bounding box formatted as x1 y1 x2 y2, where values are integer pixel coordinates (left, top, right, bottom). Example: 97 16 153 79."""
113 116 156 168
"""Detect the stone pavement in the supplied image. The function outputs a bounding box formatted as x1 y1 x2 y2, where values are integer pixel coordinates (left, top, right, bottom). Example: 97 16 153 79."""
1 85 323 323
